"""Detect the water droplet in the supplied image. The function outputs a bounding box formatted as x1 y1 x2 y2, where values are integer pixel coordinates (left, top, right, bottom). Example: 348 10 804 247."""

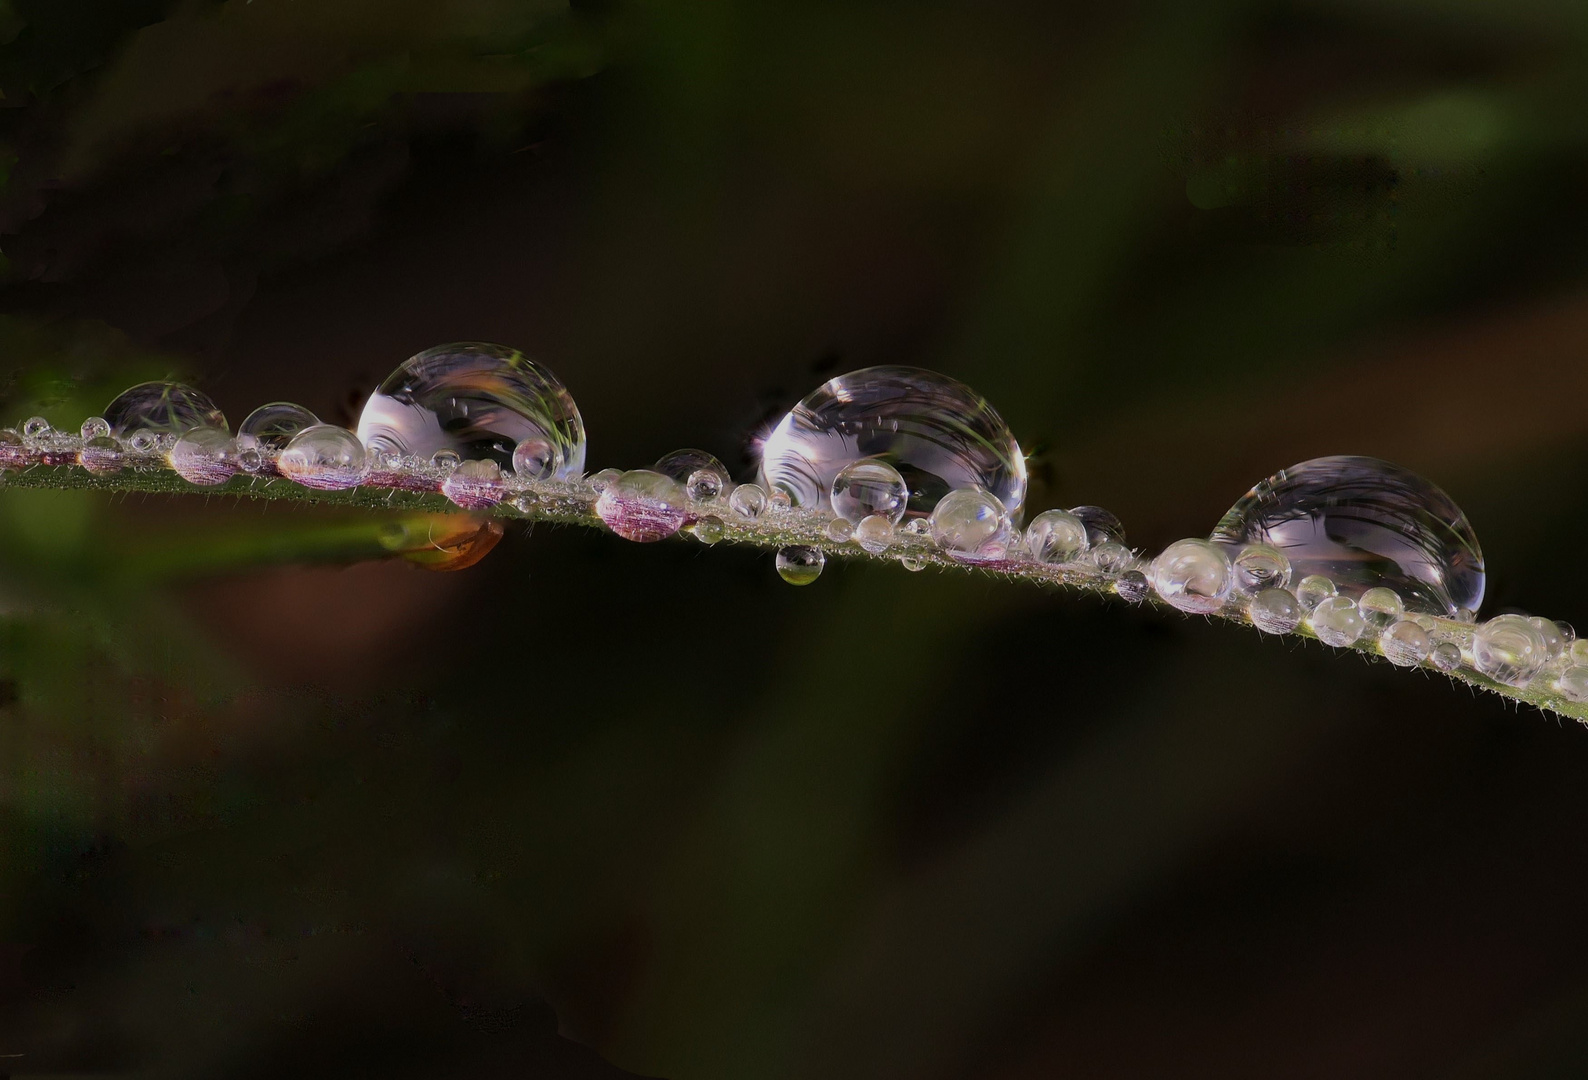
830 458 909 525
1358 587 1404 630
508 436 558 482
0 429 23 471
758 366 1026 519
169 427 238 486
729 483 768 520
104 381 227 444
902 518 930 538
1472 614 1548 686
357 342 585 478
928 487 1012 560
510 492 539 514
1231 543 1290 594
588 467 622 493
1529 616 1566 660
1025 509 1088 564
1069 505 1125 547
21 416 49 440
442 459 506 509
1149 539 1232 614
79 416 110 441
1249 588 1301 634
1556 621 1577 645
901 554 926 572
1554 665 1588 704
128 431 159 454
1211 455 1483 618
1310 595 1365 647
277 424 369 491
1115 570 1149 603
1295 575 1337 613
825 517 854 542
776 545 825 585
430 448 462 471
595 470 687 542
1091 541 1133 575
1381 619 1432 667
237 447 264 473
692 515 725 545
654 448 729 499
78 436 123 476
237 402 318 452
855 514 894 554
1430 642 1462 672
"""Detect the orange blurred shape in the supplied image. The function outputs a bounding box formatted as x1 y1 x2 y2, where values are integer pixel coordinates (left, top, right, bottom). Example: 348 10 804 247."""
378 513 505 572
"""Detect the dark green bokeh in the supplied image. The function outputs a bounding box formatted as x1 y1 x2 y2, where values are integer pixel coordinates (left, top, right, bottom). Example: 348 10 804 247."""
4 1 1588 1077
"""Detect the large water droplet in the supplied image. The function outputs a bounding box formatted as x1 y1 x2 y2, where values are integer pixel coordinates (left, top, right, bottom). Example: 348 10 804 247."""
357 342 585 478
169 427 238 486
1211 456 1483 618
758 366 1025 519
776 545 825 585
1149 538 1232 614
729 483 768 520
854 514 895 554
831 458 909 525
1381 619 1432 667
1025 509 1088 564
442 459 506 509
238 402 319 452
78 436 123 476
1249 588 1300 634
928 486 1013 560
277 424 369 491
105 381 227 446
1310 595 1365 647
595 469 687 542
1472 614 1547 686
1231 543 1290 595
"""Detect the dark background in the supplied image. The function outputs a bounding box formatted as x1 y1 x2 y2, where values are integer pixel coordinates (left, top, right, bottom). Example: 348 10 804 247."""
3 1 1588 1077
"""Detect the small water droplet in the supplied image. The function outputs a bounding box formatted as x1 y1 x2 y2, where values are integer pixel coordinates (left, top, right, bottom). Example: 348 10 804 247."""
104 382 227 443
1529 616 1566 660
430 448 462 471
655 448 730 500
510 436 559 482
1149 539 1232 614
830 458 909 525
1430 641 1462 672
824 517 854 542
758 366 1025 519
1069 505 1125 547
442 459 506 509
928 487 1012 560
1358 587 1404 630
1472 614 1548 686
170 427 238 486
595 470 687 542
79 416 110 440
588 467 622 493
357 342 585 477
776 545 825 585
1556 621 1577 645
1091 541 1133 575
1381 619 1432 667
1553 665 1588 703
1231 543 1290 594
1249 587 1300 634
1115 569 1149 603
686 470 723 503
768 489 792 512
237 447 264 473
1310 595 1365 647
854 514 894 553
901 554 926 572
1295 575 1337 612
1025 509 1088 564
510 492 539 514
1212 455 1483 618
902 518 930 538
238 402 318 452
729 483 768 519
21 416 50 439
78 436 123 476
128 431 159 454
277 424 369 491
692 514 725 545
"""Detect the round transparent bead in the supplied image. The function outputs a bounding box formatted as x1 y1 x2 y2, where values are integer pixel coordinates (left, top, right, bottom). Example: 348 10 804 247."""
104 381 227 442
278 424 369 491
776 545 825 585
1115 570 1149 603
79 416 111 440
1472 614 1549 687
1249 588 1301 634
1554 665 1588 704
1025 509 1088 565
1430 642 1462 672
1556 621 1577 644
854 514 894 554
768 489 793 512
170 427 238 486
595 469 688 542
78 436 123 476
655 449 729 499
1091 541 1133 576
1149 538 1232 615
902 518 930 538
830 458 909 525
686 468 725 503
442 459 506 509
729 483 769 520
1295 575 1337 613
512 436 560 482
1359 587 1404 630
824 517 854 542
1069 505 1125 546
1381 619 1432 667
238 402 318 452
1310 596 1365 647
1529 616 1567 660
900 555 926 572
588 468 622 493
21 416 50 439
510 492 539 514
928 487 1012 560
692 515 725 545
1229 542 1291 594
430 448 462 471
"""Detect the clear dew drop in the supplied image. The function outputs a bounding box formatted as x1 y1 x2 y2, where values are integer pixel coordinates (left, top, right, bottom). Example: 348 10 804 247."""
654 449 729 503
1310 595 1365 647
1553 666 1588 704
588 467 622 493
687 468 724 503
22 416 50 439
595 469 687 543
238 402 318 452
758 366 1026 520
1430 641 1463 672
442 459 506 509
510 492 539 514
430 448 462 471
512 436 560 482
1149 538 1232 615
1115 570 1149 603
277 424 369 491
692 515 725 545
928 486 1012 560
1358 587 1404 630
169 427 238 486
1231 543 1290 594
1211 455 1484 618
1249 588 1301 634
1381 619 1432 667
104 381 227 445
729 483 768 520
79 416 110 441
1295 575 1337 613
825 517 855 542
1472 614 1548 687
1069 506 1125 547
1025 509 1088 564
854 514 894 554
357 342 586 479
78 436 123 476
768 489 792 512
237 447 264 473
1529 616 1566 660
776 545 825 585
1091 541 1133 576
901 554 926 572
830 458 909 525
902 518 930 538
